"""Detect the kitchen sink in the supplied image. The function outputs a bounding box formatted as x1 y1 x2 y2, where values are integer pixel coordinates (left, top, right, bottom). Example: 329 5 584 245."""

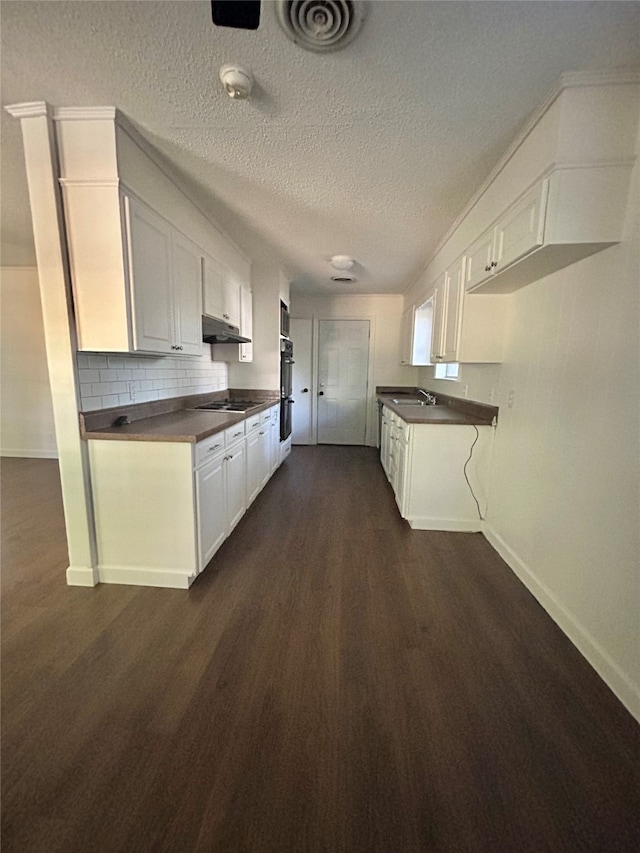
392 398 440 407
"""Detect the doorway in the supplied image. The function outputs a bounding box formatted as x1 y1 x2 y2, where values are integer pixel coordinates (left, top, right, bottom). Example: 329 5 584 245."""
317 319 370 445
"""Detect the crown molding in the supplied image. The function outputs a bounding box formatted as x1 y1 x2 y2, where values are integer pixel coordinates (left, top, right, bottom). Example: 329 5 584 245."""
4 101 51 119
53 106 117 121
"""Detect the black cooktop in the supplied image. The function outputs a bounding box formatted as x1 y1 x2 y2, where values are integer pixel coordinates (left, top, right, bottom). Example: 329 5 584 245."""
195 401 261 412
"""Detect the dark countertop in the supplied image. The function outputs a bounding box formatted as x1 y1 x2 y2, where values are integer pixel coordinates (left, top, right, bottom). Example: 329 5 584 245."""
376 387 497 426
81 392 279 444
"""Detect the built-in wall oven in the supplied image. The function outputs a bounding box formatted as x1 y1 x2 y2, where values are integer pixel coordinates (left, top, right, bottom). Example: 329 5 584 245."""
280 338 294 441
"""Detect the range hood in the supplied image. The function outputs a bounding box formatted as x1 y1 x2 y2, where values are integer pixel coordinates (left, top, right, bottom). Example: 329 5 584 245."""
202 315 251 344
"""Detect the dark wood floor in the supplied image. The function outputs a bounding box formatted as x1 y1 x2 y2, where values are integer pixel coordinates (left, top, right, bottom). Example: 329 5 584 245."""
2 448 639 853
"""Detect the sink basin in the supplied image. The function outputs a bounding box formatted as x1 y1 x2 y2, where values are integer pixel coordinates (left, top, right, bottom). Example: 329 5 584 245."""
392 398 440 407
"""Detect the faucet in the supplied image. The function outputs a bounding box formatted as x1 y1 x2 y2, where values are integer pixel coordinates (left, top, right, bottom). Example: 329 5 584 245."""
419 390 437 405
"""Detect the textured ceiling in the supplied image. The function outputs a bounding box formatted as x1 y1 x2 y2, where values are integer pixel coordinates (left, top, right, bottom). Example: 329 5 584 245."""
2 1 639 293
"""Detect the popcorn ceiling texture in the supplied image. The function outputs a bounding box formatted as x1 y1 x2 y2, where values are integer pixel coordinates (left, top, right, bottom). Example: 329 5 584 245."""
77 350 228 412
3 2 638 291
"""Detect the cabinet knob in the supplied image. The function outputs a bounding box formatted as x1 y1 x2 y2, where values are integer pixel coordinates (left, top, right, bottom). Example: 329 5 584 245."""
223 314 229 320
491 261 498 268
484 265 491 272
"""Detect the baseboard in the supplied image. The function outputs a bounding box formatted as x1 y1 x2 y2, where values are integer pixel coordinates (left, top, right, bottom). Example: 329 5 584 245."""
408 517 483 532
1 448 58 459
98 565 196 589
66 565 99 587
483 523 640 724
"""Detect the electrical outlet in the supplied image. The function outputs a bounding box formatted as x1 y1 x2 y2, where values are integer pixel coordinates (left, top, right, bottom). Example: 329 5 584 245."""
129 381 136 402
462 384 468 398
507 390 515 409
489 387 495 404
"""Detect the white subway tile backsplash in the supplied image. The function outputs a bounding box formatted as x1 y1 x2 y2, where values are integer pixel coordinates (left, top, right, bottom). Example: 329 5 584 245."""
88 355 108 369
77 351 229 411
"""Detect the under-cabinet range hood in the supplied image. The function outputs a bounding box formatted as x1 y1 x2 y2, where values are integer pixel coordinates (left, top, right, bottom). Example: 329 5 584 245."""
202 315 251 344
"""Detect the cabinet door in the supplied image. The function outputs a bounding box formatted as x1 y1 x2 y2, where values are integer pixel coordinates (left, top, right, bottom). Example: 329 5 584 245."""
464 227 495 292
430 274 447 362
245 429 262 505
239 286 253 362
195 454 227 572
202 255 225 320
494 181 547 272
126 198 174 354
441 257 465 362
223 272 241 327
225 442 246 532
399 308 414 365
269 410 280 474
173 233 203 356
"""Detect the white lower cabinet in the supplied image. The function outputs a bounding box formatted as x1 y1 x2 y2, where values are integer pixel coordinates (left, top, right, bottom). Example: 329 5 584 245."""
88 405 280 589
380 407 494 531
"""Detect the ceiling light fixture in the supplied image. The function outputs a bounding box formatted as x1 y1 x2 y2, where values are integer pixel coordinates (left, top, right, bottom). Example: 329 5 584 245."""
331 274 356 283
330 254 355 271
219 64 254 99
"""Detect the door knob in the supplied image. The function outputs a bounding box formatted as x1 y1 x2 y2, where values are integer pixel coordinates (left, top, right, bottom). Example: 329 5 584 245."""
318 391 324 396
301 388 309 393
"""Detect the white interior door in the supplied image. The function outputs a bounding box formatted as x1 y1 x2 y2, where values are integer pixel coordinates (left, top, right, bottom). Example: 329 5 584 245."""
317 319 370 445
290 318 313 445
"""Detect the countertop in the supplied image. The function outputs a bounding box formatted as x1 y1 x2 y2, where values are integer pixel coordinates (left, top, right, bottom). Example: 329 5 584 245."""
81 396 278 444
377 388 497 426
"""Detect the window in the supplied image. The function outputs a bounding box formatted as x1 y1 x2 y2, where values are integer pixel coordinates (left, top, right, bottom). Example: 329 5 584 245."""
434 362 459 380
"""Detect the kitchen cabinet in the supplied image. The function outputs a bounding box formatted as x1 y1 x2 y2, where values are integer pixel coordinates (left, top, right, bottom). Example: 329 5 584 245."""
63 190 203 355
86 406 291 588
400 304 433 366
202 254 241 328
429 259 506 364
380 411 493 531
212 283 253 363
464 182 547 292
399 308 415 365
125 196 203 356
464 165 632 294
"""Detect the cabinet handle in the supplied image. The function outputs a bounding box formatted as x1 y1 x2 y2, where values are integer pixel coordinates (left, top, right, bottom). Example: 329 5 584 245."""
233 431 243 437
484 265 491 272
259 431 266 435
178 345 183 350
208 444 221 452
223 314 230 320
490 261 498 268
226 454 233 460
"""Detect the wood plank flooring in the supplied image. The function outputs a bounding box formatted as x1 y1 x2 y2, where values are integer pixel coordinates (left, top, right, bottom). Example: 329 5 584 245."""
2 448 639 852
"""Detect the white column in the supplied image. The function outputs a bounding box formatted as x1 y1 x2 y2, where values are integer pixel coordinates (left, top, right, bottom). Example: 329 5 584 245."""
5 102 98 586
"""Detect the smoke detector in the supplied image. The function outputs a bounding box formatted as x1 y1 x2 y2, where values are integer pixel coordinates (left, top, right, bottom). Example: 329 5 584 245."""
219 65 254 100
275 1 367 53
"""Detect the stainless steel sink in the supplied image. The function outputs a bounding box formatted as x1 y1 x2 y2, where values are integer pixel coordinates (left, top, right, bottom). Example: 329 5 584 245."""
392 398 440 407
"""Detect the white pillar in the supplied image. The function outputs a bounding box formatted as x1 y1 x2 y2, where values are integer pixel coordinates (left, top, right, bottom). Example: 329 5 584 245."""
5 102 98 586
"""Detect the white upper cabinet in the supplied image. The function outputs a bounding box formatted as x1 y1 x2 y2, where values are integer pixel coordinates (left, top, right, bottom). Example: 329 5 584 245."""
56 108 251 356
123 195 202 355
430 260 507 364
440 256 465 362
126 198 174 354
203 254 243 329
464 182 547 292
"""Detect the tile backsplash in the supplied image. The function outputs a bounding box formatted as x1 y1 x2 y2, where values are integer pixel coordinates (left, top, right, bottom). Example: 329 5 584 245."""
77 350 228 411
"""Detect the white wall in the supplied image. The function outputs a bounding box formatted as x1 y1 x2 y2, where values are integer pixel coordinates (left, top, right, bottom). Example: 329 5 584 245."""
0 267 57 457
484 156 640 719
290 293 418 446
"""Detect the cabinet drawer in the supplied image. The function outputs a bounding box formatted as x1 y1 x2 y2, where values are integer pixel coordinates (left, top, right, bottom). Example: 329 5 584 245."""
194 433 225 468
245 414 261 433
261 409 272 423
225 422 246 446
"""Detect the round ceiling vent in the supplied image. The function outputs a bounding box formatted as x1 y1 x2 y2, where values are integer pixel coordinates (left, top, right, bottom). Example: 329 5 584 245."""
275 1 366 53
